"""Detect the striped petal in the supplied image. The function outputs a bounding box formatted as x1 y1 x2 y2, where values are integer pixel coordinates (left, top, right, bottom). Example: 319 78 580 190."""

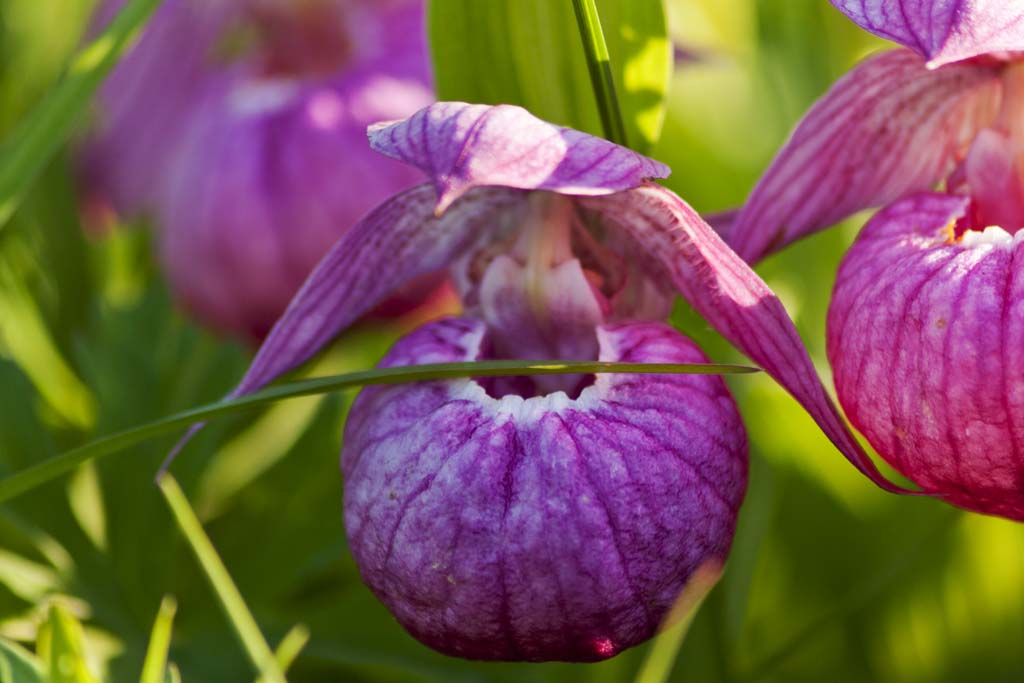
728 49 1001 265
580 183 913 493
832 0 1024 67
343 317 746 661
368 102 670 213
232 185 525 396
828 192 1024 519
162 184 525 465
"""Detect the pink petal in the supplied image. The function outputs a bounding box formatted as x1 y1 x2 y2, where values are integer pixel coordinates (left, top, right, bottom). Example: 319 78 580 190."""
234 185 524 396
580 183 914 493
728 49 1001 264
368 102 670 213
163 184 524 465
832 0 1024 67
964 128 1024 230
828 192 1024 519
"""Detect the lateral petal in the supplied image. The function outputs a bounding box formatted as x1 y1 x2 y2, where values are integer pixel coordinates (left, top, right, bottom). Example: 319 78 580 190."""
728 49 1001 264
581 184 915 493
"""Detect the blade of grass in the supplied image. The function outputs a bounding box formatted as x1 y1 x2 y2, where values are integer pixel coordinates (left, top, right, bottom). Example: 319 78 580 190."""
571 0 628 146
635 560 723 683
0 359 757 503
37 604 98 683
0 0 162 229
258 625 310 683
140 596 177 683
157 475 285 683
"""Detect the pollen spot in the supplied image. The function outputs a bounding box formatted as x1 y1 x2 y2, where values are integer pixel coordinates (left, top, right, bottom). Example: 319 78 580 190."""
591 637 615 658
935 317 947 329
941 219 958 244
446 574 457 586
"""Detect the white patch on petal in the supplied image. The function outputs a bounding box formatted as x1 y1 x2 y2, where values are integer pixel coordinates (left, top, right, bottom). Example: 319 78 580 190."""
447 379 592 423
230 79 300 117
307 91 345 129
960 225 1024 249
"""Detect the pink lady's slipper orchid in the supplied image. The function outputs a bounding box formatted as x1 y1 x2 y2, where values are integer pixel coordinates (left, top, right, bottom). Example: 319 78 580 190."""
179 102 914 660
725 1 1024 519
80 0 433 340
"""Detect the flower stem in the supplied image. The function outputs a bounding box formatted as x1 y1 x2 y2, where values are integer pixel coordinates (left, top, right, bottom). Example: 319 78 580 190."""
571 0 628 147
0 359 758 504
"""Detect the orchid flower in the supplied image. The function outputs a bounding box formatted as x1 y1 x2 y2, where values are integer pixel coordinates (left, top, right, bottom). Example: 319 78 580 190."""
725 1 1024 520
181 101 916 660
80 0 434 340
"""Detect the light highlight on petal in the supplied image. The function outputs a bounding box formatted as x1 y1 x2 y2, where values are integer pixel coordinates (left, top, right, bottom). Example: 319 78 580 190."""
832 0 1024 67
368 102 670 213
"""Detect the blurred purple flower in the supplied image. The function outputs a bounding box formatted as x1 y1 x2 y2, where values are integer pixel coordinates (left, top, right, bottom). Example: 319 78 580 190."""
726 1 1024 519
80 0 434 340
171 102 923 659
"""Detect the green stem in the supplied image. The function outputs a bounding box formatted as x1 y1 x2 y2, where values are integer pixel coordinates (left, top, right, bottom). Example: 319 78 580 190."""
158 475 286 683
571 0 628 146
0 359 757 504
0 0 163 229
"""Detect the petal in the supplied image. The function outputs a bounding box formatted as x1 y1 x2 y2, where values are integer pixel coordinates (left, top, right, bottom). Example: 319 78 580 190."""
477 254 605 394
580 183 914 493
728 49 1001 264
158 70 431 341
964 128 1024 229
234 185 524 397
368 102 670 213
343 317 746 661
828 192 1024 520
80 0 233 216
163 184 525 465
832 0 1024 67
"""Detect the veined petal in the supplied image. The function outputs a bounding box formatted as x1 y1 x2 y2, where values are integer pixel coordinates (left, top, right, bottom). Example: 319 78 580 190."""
728 49 1001 264
828 192 1024 519
233 184 525 396
343 317 746 661
581 183 913 493
368 102 670 213
162 183 526 466
832 0 1024 67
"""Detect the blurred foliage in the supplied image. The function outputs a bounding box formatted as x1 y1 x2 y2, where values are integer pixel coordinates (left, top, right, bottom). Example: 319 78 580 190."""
430 0 670 152
0 0 1022 682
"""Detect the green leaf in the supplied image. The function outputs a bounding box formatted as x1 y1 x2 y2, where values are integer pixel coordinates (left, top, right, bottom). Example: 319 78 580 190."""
635 561 723 683
0 637 44 683
570 0 628 146
0 263 95 429
157 475 285 683
0 359 757 504
36 604 98 683
0 0 162 230
429 0 670 153
263 625 309 682
139 596 176 683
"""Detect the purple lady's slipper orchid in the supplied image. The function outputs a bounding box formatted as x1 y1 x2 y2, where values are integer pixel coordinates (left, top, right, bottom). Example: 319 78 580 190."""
172 101 924 659
80 0 433 340
724 2 1024 519
343 317 746 660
